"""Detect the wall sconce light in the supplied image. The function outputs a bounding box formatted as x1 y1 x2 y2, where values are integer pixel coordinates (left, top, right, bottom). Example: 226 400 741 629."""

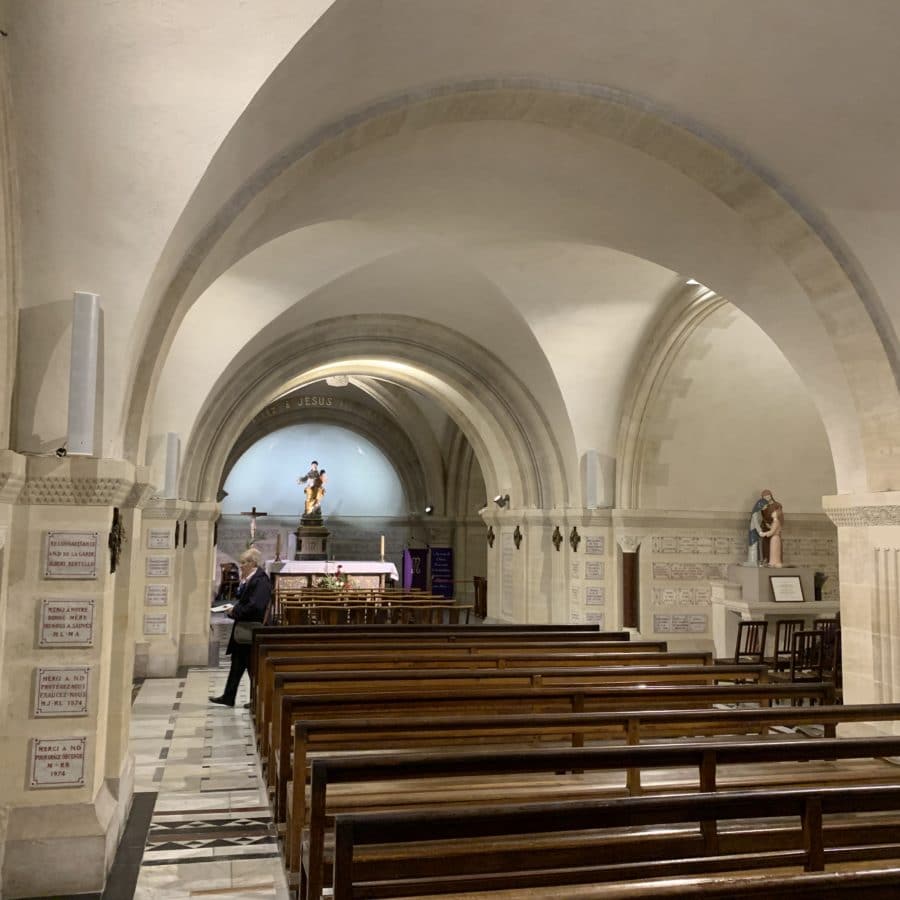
493 494 510 508
55 445 67 458
424 504 434 515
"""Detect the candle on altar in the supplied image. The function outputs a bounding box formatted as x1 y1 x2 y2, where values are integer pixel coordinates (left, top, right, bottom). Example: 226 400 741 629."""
380 535 385 559
274 533 282 562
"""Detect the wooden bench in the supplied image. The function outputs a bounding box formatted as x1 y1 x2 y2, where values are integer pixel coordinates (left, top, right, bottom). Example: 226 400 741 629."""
296 704 900 897
254 649 714 751
252 647 705 758
380 866 900 899
329 782 900 899
264 663 769 789
271 680 833 825
248 625 634 695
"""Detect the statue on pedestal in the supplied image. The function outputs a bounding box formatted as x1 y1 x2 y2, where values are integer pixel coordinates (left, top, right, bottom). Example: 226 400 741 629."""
297 460 327 523
760 497 785 567
295 459 330 560
746 489 773 566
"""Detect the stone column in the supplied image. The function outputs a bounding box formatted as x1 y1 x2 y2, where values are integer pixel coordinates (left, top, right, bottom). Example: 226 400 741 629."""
824 493 900 729
103 469 153 798
480 507 613 625
135 500 184 677
178 502 221 668
615 533 644 635
0 456 143 898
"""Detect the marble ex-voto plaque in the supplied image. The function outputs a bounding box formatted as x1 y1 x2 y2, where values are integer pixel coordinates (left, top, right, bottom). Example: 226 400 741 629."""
34 666 90 717
29 737 86 788
44 531 99 579
147 528 173 550
146 555 171 577
39 597 95 647
143 612 168 635
145 584 169 606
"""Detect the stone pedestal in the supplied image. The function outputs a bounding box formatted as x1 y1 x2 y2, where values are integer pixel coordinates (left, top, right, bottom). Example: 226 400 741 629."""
294 522 329 560
728 563 816 605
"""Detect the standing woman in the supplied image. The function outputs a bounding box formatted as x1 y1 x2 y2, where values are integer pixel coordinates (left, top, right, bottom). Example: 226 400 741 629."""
210 547 271 707
760 500 785 568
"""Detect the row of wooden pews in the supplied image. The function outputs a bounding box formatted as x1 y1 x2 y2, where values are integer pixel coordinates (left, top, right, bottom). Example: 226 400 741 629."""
242 624 900 898
277 589 474 625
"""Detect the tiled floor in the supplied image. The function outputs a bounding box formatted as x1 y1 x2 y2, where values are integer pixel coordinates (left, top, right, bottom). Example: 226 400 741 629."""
127 659 290 899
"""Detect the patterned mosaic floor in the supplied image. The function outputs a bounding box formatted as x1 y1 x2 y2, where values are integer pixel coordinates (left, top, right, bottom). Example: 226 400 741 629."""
128 657 290 899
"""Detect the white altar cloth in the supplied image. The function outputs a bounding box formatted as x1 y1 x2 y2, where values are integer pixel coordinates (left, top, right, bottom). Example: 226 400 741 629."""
267 559 400 581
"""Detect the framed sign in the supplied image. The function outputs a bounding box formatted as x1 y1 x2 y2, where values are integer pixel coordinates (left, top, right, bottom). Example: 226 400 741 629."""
771 575 804 602
44 531 99 580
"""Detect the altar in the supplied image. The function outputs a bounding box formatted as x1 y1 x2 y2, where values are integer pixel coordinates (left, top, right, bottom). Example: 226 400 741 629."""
710 564 839 659
267 559 400 590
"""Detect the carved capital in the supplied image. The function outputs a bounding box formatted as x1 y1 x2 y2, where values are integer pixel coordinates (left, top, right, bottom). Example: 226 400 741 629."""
826 506 900 527
20 457 139 506
823 493 900 527
616 534 642 553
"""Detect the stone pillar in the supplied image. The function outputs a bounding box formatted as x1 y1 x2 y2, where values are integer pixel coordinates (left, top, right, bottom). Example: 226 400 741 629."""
103 470 153 797
616 533 644 634
824 493 900 730
178 502 220 668
134 500 184 677
0 456 143 898
481 507 613 625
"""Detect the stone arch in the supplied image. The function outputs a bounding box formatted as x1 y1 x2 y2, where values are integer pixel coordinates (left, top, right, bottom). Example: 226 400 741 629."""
616 285 729 509
179 316 569 511
219 386 446 515
126 80 897 494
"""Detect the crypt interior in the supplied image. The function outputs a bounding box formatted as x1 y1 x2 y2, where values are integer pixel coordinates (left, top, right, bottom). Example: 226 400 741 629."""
2 1 900 896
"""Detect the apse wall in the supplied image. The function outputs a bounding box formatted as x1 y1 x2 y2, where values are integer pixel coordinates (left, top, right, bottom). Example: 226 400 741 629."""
638 304 836 512
221 423 406 517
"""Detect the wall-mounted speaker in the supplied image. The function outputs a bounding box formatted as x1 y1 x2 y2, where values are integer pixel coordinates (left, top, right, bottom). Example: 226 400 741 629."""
67 291 100 455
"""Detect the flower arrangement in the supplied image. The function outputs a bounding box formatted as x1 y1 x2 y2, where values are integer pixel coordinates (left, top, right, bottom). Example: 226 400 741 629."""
315 567 356 591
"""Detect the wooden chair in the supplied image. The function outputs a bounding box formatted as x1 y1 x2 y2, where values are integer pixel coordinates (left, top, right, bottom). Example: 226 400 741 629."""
787 630 827 684
767 618 805 672
716 619 768 665
815 618 842 694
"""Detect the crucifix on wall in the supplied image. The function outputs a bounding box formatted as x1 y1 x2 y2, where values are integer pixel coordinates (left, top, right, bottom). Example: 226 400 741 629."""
240 506 268 543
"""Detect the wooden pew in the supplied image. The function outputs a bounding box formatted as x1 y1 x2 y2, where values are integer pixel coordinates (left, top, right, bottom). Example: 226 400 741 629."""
254 649 714 751
253 637 669 700
381 866 900 899
271 680 833 826
293 702 900 891
265 662 768 791
251 640 676 754
329 782 900 899
248 625 633 696
305 734 900 900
